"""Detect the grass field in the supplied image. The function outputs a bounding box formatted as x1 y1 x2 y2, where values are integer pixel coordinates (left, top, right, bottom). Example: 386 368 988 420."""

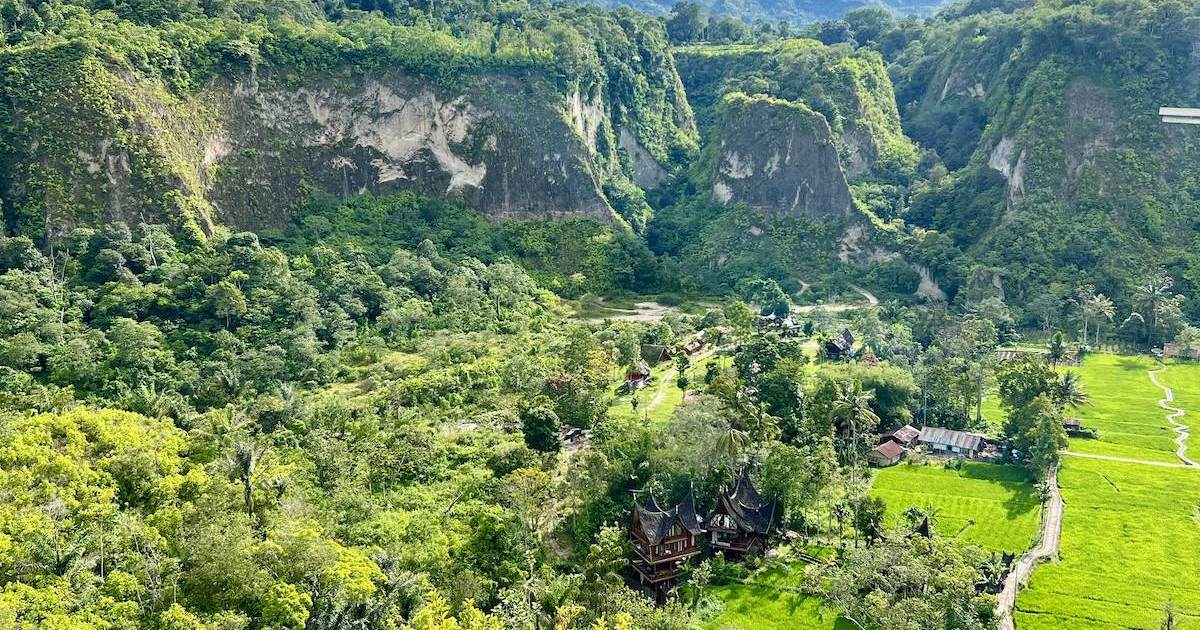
1063 354 1181 463
1015 457 1200 629
870 462 1041 553
702 564 853 630
607 350 720 426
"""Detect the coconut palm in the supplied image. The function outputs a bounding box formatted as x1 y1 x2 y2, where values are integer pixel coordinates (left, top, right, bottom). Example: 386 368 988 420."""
1054 372 1089 410
1134 273 1175 347
830 381 880 475
1087 293 1116 346
716 427 751 462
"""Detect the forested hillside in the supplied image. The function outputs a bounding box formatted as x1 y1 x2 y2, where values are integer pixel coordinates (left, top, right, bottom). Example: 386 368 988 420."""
3 0 1200 628
581 0 953 24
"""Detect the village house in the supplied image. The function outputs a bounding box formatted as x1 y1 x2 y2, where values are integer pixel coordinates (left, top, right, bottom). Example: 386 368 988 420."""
629 491 703 604
1163 341 1200 360
706 472 777 557
823 329 856 361
882 424 920 448
918 426 984 458
641 344 672 366
867 440 906 467
560 425 593 455
625 360 652 390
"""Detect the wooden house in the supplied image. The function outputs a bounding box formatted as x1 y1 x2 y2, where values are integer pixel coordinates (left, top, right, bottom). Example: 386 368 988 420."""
706 472 777 557
823 329 856 360
882 424 920 448
625 360 652 390
867 440 905 467
641 344 672 366
630 490 703 604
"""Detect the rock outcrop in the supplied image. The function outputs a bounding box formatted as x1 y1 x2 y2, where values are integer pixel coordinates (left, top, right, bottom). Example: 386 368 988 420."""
207 71 618 230
710 93 852 220
0 40 695 242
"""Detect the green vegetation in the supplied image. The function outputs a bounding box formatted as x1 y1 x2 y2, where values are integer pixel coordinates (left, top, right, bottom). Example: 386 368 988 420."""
1065 354 1181 464
1016 457 1200 629
871 462 1040 553
702 564 850 630
4 0 1200 627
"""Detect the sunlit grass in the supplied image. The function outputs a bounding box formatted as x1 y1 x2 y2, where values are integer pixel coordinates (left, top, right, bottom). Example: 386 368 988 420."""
1064 354 1180 463
871 462 1041 553
1016 457 1200 629
702 564 854 630
1157 360 1200 454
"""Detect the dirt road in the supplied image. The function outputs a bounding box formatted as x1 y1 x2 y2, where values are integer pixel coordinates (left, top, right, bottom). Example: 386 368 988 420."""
996 465 1064 630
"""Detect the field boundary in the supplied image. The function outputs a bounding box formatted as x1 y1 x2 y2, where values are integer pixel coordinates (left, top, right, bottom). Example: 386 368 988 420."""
997 465 1064 630
1147 365 1197 466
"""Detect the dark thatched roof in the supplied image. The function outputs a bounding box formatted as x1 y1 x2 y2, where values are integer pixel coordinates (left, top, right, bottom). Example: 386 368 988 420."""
710 471 777 535
633 490 704 545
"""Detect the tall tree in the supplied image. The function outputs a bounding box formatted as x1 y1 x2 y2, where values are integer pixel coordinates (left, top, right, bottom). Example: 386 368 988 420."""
233 442 257 519
830 381 880 475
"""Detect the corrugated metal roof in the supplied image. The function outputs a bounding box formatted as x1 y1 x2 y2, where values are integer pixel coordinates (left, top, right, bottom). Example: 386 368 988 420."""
872 441 905 459
919 426 983 451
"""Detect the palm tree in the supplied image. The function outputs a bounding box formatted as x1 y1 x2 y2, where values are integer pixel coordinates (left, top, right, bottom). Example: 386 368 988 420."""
1134 273 1175 347
1054 372 1089 410
716 427 751 462
1087 294 1116 347
830 381 880 476
1047 331 1067 368
233 442 258 519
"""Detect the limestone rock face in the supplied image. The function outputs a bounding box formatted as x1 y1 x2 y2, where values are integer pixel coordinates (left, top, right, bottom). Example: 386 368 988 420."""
710 94 852 220
208 72 616 230
0 45 696 241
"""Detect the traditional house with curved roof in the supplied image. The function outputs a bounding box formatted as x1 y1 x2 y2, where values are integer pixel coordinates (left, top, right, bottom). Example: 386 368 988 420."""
630 490 703 604
706 472 777 557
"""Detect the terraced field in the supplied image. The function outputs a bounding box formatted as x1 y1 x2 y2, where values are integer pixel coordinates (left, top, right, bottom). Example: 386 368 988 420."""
871 462 1041 553
1063 354 1181 464
1016 354 1200 628
1156 360 1200 454
1015 457 1200 628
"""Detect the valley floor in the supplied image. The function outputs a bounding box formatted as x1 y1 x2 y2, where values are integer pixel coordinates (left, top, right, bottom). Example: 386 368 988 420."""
1016 355 1200 629
871 462 1041 554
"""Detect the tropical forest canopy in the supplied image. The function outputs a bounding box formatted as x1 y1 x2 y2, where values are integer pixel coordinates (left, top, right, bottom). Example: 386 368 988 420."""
1 0 1199 628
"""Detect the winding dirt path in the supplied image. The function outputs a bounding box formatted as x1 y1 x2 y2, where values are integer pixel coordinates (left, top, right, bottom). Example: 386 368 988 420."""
1148 365 1197 466
996 465 1064 630
852 286 880 306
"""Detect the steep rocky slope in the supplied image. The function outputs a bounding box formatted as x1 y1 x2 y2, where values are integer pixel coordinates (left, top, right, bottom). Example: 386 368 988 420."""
893 0 1200 308
710 92 852 220
0 11 697 243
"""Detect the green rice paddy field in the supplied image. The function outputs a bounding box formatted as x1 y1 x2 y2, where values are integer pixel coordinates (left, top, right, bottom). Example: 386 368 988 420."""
1063 354 1181 463
1156 359 1200 454
1016 457 1200 628
702 564 853 630
871 462 1041 553
1016 354 1200 628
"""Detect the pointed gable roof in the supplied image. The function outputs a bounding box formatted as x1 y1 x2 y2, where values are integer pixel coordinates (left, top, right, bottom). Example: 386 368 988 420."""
710 471 777 535
633 489 704 545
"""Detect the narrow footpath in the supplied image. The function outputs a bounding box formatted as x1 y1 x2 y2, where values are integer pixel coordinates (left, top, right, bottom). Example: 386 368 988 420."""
999 364 1196 627
995 465 1064 630
1148 365 1196 466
